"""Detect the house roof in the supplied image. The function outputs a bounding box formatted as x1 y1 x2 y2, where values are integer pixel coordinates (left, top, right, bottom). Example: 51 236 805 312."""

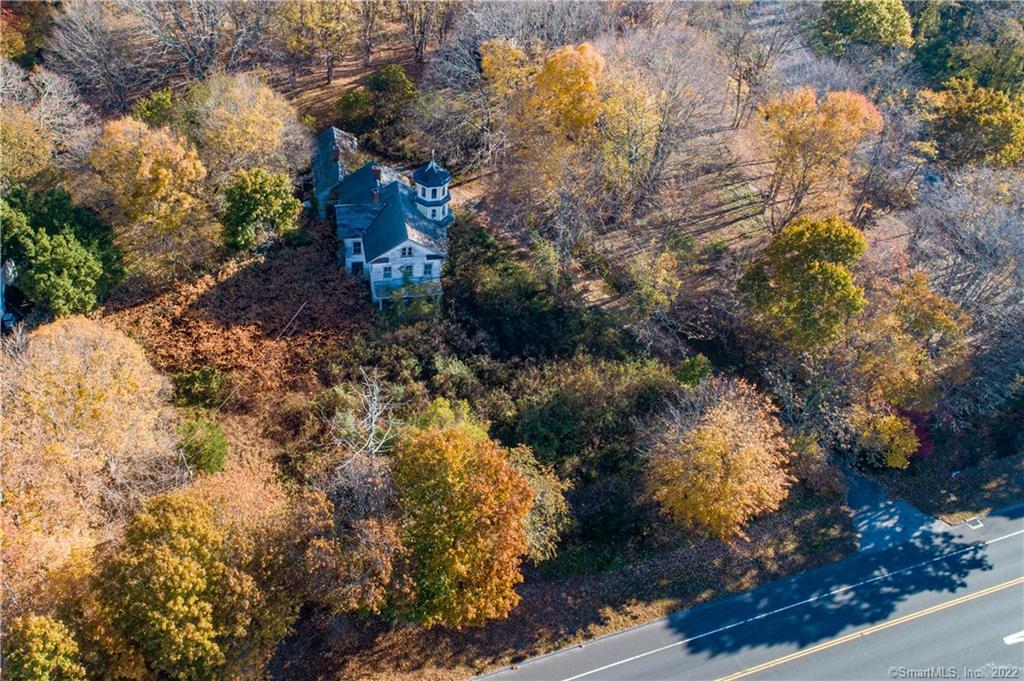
312 127 356 201
335 162 451 261
412 158 451 187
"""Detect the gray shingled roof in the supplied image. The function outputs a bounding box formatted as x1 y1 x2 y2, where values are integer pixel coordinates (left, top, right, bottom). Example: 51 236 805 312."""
334 161 451 261
313 127 357 212
412 158 451 187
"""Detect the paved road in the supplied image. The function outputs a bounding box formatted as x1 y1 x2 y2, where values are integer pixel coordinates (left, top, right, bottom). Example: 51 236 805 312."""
484 505 1024 681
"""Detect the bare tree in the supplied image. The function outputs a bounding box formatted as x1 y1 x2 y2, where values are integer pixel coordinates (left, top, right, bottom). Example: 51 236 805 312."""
325 368 401 460
49 0 156 112
905 168 1024 416
1 60 96 146
118 0 273 80
718 9 792 129
398 0 434 63
357 0 391 65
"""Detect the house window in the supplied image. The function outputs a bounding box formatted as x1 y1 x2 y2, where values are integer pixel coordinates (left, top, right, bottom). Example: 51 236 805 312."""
352 240 361 255
400 246 413 258
423 263 433 276
419 186 425 197
382 266 392 279
431 187 438 199
400 265 413 277
431 208 437 218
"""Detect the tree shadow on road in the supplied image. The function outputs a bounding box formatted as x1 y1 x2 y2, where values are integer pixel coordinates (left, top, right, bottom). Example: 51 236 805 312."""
667 528 992 658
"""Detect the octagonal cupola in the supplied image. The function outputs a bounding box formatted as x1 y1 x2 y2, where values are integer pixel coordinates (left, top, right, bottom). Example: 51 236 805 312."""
412 151 452 222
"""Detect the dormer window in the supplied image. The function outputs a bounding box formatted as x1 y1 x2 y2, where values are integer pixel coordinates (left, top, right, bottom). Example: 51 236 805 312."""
352 240 362 255
400 246 413 258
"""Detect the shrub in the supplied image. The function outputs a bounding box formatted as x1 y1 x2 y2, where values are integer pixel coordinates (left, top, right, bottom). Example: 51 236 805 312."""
667 231 695 259
446 217 627 358
173 366 231 408
178 415 228 474
854 409 919 469
674 354 713 386
502 355 677 478
130 88 176 128
4 614 86 681
337 88 374 134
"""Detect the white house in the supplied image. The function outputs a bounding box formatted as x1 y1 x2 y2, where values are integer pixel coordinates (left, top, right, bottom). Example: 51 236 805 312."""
312 128 453 304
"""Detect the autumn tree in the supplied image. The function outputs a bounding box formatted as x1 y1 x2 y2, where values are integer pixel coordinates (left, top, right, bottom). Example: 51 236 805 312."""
414 397 571 563
646 377 794 541
921 77 1024 167
1 2 53 66
852 272 972 412
0 105 53 188
3 614 86 681
1 317 184 612
817 0 913 55
756 87 883 229
741 215 868 353
79 117 214 276
221 168 302 250
390 422 534 628
852 408 919 469
178 72 311 185
95 492 295 679
905 168 1024 417
275 0 353 84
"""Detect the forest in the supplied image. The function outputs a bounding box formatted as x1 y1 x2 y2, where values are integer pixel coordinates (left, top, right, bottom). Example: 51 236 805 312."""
1 1 1022 679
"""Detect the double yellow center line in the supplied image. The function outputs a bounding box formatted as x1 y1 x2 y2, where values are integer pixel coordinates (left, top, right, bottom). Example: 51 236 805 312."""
717 575 1024 680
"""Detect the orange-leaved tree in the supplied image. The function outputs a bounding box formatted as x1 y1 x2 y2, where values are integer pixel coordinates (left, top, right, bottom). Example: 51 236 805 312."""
1 316 184 613
757 87 883 230
646 377 794 541
390 422 534 628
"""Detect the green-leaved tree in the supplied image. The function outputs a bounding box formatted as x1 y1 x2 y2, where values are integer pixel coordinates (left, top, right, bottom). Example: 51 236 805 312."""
740 215 868 353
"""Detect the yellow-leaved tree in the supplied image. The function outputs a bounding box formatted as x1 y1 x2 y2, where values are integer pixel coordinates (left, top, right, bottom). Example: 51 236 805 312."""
1 317 184 613
0 105 54 188
179 72 311 184
80 117 213 276
757 87 883 230
852 272 972 412
390 422 534 628
646 377 794 541
529 42 606 137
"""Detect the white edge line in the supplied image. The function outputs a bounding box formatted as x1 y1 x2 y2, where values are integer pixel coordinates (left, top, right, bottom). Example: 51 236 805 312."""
557 528 1024 681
